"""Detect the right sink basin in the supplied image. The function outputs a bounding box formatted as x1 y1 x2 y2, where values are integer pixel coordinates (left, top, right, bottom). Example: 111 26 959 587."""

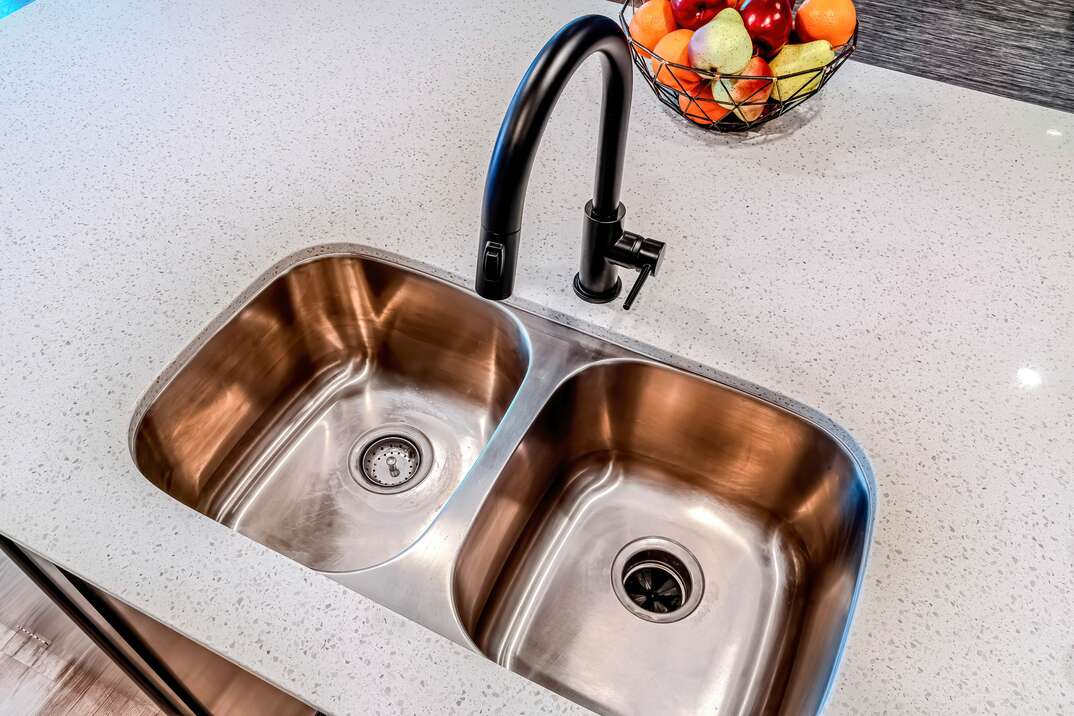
457 360 871 716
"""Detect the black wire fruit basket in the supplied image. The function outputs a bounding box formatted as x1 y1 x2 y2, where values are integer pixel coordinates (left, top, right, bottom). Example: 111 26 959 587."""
619 0 857 132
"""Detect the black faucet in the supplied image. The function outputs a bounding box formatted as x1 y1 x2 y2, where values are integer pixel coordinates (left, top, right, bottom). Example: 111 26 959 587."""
475 15 665 310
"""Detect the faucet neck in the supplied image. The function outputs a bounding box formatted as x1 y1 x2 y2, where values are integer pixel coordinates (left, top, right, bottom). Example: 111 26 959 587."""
477 15 663 309
477 15 633 300
481 15 631 234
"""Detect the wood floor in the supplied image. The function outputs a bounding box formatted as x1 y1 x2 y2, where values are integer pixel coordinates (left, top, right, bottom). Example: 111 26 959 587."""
0 557 163 716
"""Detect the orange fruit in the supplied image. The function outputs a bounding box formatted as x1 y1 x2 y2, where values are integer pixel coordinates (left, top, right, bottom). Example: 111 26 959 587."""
652 29 700 93
629 0 677 58
677 84 730 125
795 0 856 47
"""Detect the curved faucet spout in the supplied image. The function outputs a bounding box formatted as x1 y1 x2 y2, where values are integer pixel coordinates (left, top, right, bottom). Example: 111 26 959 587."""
475 15 635 302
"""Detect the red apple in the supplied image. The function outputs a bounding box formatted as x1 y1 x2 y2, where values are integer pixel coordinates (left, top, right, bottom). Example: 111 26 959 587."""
737 0 792 57
671 0 732 30
712 56 773 122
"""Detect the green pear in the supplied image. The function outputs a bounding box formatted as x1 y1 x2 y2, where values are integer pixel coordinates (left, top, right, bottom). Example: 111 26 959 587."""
687 8 753 76
770 40 835 101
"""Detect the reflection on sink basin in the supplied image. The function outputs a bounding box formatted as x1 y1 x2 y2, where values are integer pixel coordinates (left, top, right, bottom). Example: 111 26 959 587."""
456 361 870 715
133 255 529 571
132 248 873 715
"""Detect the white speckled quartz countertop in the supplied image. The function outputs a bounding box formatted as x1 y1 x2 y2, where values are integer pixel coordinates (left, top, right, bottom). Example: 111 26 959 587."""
2 0 1073 713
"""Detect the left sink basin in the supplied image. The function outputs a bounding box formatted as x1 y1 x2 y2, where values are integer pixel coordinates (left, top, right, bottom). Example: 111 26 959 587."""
133 255 529 571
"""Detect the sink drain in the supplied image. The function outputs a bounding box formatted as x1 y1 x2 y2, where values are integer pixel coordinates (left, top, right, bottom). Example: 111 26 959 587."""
622 559 686 614
348 424 433 494
611 537 703 623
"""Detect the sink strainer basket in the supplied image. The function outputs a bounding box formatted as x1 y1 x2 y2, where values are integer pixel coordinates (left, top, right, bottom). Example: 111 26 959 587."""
619 0 857 132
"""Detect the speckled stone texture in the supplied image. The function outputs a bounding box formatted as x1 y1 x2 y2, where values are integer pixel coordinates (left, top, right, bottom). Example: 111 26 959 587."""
0 0 1072 714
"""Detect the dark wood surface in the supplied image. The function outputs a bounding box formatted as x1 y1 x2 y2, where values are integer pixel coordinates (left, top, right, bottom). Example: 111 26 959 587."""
851 0 1074 112
0 556 162 716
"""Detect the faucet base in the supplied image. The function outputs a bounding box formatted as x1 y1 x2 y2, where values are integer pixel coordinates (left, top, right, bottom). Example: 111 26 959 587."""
573 273 622 303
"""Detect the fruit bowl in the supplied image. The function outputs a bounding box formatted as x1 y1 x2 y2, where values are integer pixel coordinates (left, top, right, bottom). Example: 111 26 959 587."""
620 0 857 132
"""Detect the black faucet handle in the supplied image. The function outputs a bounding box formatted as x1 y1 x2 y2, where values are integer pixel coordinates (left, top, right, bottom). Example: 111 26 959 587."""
610 231 665 310
622 263 652 310
611 231 665 275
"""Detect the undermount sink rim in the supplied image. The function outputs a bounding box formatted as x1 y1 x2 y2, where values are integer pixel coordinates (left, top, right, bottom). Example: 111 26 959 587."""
126 242 877 716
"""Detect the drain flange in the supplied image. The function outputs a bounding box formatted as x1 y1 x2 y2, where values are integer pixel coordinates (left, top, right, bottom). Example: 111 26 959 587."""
611 537 703 623
348 424 433 494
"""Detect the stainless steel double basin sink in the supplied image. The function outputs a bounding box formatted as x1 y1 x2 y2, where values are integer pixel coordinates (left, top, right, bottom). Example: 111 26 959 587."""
132 248 875 715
